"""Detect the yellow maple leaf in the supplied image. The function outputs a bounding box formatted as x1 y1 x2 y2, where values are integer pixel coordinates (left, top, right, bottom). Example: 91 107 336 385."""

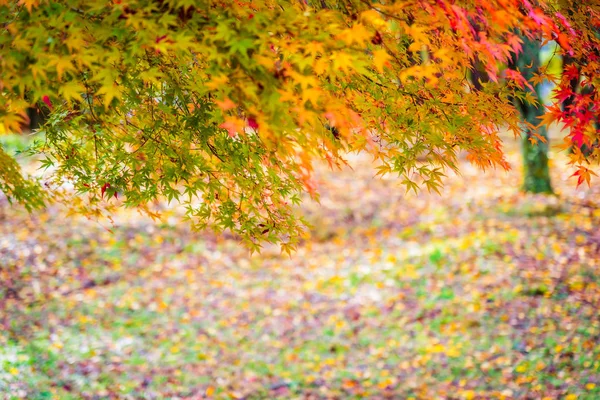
407 24 430 45
289 71 319 89
12 36 31 51
372 49 392 73
278 89 298 103
302 88 321 106
48 55 76 80
0 112 27 134
253 54 274 69
59 81 85 103
96 83 121 109
304 41 324 56
339 23 372 46
332 52 355 73
30 63 47 81
206 74 229 90
313 58 329 75
64 34 87 52
537 111 557 128
360 10 387 29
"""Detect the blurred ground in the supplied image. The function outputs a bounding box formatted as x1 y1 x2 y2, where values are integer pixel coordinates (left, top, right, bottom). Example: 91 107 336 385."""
1 133 600 399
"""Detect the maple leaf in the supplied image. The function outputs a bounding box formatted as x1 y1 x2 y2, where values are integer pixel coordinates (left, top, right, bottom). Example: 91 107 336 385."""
339 23 372 46
277 89 297 103
563 64 580 80
529 8 550 27
0 112 27 133
96 84 121 109
332 52 355 73
247 117 259 130
555 33 571 53
553 86 574 103
506 34 523 54
537 109 559 128
101 183 110 198
48 55 76 80
486 67 499 83
215 98 236 111
529 72 546 86
302 88 321 106
42 95 53 110
360 9 387 29
30 63 47 81
289 71 319 89
372 49 391 73
59 81 85 103
206 75 229 90
304 41 324 56
64 34 87 52
571 166 596 188
219 117 245 137
229 38 255 58
18 0 38 12
530 132 547 144
571 129 586 147
505 68 534 91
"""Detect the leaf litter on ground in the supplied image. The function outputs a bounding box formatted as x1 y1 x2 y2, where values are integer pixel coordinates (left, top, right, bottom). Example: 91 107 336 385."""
1 135 600 399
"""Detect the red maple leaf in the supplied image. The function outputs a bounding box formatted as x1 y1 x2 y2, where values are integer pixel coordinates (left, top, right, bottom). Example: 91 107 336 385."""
247 117 259 130
42 95 53 110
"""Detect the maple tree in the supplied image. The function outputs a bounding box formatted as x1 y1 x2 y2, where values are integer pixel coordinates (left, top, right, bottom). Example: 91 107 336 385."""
1 0 599 248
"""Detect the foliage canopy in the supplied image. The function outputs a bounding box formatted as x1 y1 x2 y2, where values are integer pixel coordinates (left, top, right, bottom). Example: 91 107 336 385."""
0 0 599 249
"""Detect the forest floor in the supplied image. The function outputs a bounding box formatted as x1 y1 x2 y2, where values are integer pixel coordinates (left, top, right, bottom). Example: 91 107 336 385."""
1 135 600 399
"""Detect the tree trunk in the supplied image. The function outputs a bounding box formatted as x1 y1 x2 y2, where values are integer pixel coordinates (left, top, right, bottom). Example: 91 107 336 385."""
26 107 46 132
513 36 553 194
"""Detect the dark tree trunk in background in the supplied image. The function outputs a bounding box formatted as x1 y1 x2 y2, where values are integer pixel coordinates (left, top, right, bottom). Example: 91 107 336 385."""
512 36 553 194
26 107 46 132
470 39 552 194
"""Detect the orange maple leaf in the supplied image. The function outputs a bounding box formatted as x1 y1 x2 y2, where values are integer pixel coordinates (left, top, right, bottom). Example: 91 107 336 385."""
18 0 38 12
215 98 236 111
571 166 596 188
219 117 245 137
